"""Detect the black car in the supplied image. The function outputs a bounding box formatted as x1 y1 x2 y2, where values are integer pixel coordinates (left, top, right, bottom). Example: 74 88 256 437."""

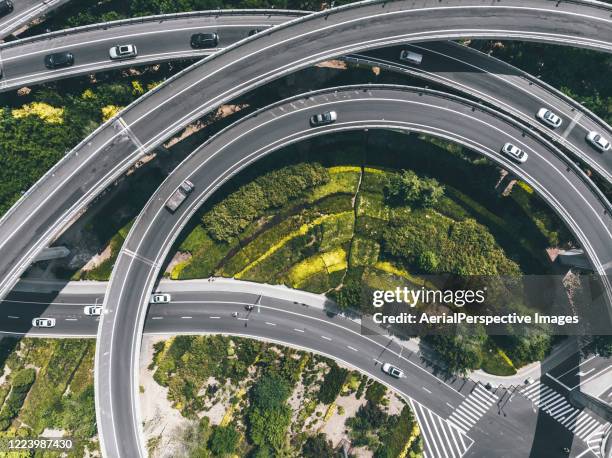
190 33 219 49
0 0 13 18
44 52 75 69
248 28 262 36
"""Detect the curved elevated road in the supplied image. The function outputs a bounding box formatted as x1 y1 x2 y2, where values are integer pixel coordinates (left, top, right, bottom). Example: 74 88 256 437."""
1 0 612 303
2 13 611 183
351 42 612 183
0 0 69 39
96 85 612 458
0 10 305 90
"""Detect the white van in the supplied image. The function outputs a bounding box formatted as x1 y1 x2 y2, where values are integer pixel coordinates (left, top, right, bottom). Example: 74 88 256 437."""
399 49 423 65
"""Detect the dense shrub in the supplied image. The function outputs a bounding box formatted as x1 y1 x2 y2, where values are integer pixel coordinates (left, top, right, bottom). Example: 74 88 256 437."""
0 368 36 430
385 169 444 208
203 163 329 242
317 364 348 404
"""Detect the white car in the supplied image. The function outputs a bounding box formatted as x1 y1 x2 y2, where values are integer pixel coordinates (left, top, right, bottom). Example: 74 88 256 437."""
31 317 56 328
536 108 562 129
586 131 611 152
150 293 171 304
83 305 103 316
109 44 137 60
399 49 423 65
501 142 528 163
382 362 404 378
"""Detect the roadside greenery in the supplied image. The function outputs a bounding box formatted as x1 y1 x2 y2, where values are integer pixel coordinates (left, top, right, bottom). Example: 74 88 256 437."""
0 77 161 217
148 335 422 457
0 338 97 456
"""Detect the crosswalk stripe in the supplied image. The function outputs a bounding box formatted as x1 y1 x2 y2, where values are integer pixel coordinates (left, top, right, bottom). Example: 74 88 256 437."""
475 385 498 401
549 402 572 416
410 399 473 458
418 403 446 458
536 391 558 406
560 409 580 426
521 382 542 396
544 398 566 411
458 406 480 421
576 418 599 438
436 414 457 458
464 401 487 415
453 410 475 426
447 422 463 452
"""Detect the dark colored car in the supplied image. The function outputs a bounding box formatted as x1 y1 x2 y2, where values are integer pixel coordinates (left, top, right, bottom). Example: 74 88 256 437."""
248 28 262 36
0 0 14 18
44 52 75 69
190 33 219 49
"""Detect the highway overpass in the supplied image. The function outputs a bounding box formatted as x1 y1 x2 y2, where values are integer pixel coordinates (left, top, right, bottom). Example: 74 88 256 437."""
96 84 612 458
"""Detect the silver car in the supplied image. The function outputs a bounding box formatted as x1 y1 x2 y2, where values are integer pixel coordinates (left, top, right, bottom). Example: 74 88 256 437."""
32 317 56 328
537 108 562 129
109 44 137 60
310 111 337 127
586 131 611 152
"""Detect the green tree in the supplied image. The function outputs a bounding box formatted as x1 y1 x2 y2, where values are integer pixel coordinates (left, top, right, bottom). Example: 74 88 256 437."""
209 425 239 456
317 364 348 404
385 170 444 208
302 433 336 458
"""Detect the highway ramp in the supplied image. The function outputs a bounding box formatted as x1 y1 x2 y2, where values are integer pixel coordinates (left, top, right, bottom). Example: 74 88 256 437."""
96 85 612 458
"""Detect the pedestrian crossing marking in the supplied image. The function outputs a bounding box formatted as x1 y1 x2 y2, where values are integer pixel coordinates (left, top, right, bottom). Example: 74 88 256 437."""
518 381 608 442
409 399 474 458
447 384 498 433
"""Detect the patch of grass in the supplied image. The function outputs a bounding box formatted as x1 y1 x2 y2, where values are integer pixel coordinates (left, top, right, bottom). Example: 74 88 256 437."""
287 248 347 288
356 192 390 220
320 212 355 251
481 341 517 376
349 237 380 268
308 170 360 202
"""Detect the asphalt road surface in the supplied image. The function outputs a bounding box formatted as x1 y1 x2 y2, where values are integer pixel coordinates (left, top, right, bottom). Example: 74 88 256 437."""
96 85 612 458
1 0 611 303
353 42 612 183
3 13 610 183
1 285 606 457
0 10 305 90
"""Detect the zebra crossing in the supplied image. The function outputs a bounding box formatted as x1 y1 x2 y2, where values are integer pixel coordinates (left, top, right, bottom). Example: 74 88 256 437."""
518 381 606 441
586 424 608 457
447 383 498 433
409 398 474 458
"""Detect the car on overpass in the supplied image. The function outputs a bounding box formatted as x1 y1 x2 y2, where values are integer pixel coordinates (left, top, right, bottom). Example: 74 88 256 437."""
310 110 337 127
587 131 611 152
537 108 563 129
44 52 74 69
109 44 138 60
502 142 528 163
0 0 13 18
190 33 219 49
